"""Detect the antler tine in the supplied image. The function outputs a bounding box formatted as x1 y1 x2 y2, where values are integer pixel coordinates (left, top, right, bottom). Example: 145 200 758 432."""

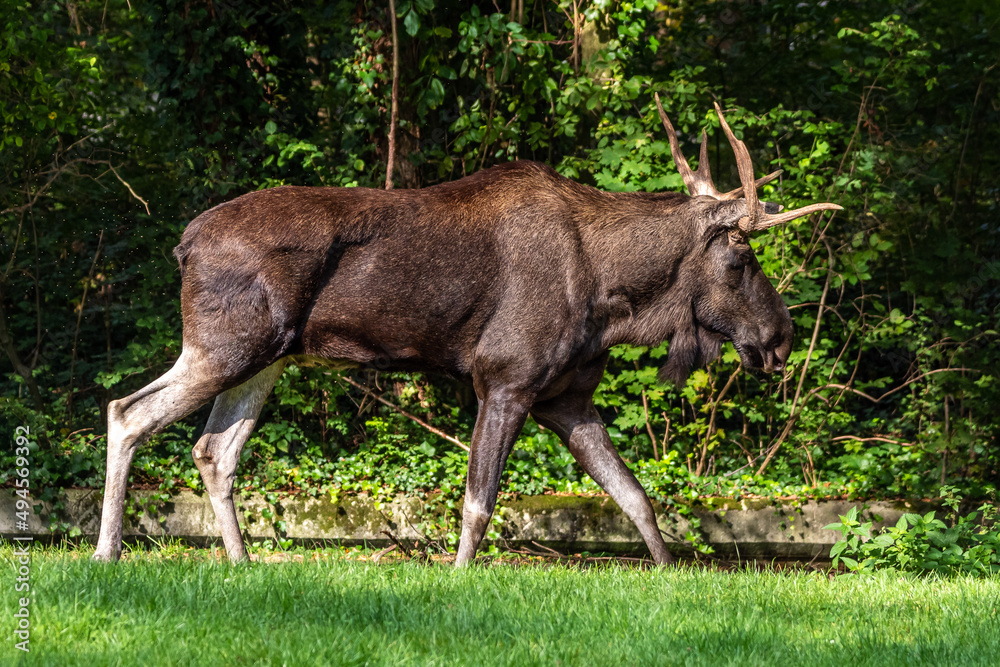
753 202 844 230
693 131 723 197
655 93 722 198
720 169 783 200
713 102 759 232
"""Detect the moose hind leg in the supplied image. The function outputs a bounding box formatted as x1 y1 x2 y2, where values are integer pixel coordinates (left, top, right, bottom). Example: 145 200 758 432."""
94 349 225 562
192 360 286 562
532 397 674 565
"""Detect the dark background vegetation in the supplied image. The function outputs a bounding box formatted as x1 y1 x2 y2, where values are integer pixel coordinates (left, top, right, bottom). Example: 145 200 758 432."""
2 0 998 530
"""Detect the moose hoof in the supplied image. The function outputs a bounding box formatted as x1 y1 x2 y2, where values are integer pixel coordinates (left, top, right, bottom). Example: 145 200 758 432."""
91 547 121 562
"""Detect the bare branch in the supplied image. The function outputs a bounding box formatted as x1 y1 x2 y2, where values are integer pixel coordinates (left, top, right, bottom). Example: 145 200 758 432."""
831 435 917 447
0 290 44 411
1 157 151 217
106 163 150 215
385 0 400 190
340 375 469 452
698 363 741 477
68 230 105 418
756 244 832 477
824 367 977 404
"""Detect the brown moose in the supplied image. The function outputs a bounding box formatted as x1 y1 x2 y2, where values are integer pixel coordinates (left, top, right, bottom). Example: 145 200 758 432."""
93 98 841 565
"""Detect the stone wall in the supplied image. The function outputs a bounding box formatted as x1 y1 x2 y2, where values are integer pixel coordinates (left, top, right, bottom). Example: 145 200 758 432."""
0 489 945 559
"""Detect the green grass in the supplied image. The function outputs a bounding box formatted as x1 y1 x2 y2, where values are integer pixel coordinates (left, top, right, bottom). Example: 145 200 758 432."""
2 545 1000 666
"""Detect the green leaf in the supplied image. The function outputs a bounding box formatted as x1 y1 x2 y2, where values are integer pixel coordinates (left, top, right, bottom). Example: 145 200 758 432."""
404 10 420 36
872 533 895 548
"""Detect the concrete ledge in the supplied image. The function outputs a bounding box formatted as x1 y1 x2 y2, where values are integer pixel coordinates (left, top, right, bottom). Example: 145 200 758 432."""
0 489 947 559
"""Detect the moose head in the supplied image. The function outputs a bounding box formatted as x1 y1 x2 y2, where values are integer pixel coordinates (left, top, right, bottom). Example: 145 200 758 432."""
651 96 842 384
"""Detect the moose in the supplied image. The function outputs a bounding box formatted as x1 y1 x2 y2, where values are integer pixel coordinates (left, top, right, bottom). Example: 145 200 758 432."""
93 97 840 565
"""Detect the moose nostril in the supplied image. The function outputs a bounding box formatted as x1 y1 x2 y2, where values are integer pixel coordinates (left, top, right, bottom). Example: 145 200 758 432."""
761 334 791 374
771 331 792 363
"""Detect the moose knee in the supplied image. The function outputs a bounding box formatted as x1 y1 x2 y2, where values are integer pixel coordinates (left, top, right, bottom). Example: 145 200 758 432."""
193 456 232 498
463 497 494 520
191 439 214 465
191 441 225 485
106 398 142 453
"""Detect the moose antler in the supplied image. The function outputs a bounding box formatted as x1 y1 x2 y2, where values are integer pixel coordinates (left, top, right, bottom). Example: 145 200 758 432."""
654 93 843 233
654 93 782 201
655 94 723 198
712 102 843 232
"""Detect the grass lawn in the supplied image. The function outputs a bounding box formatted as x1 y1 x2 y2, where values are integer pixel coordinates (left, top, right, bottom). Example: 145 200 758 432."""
2 544 999 666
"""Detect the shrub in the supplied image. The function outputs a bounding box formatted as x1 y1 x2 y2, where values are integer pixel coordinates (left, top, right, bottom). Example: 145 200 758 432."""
826 489 1000 574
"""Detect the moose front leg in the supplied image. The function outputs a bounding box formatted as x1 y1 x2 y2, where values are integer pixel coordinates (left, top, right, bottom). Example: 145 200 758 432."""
455 386 533 566
532 393 674 565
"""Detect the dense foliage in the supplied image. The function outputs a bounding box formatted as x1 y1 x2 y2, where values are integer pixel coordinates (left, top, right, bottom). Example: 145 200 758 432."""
2 0 998 520
827 488 1000 574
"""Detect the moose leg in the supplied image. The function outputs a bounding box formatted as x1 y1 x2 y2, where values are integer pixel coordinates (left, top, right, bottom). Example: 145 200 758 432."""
191 360 286 562
532 395 674 565
455 387 533 566
93 349 226 561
